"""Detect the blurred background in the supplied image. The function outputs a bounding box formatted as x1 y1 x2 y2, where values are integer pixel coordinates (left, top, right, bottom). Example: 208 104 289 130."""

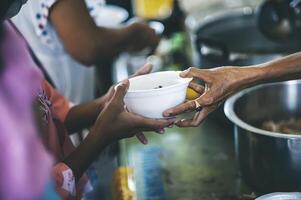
83 0 301 200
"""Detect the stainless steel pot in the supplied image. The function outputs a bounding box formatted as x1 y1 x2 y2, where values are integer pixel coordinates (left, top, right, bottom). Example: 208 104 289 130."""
224 80 301 192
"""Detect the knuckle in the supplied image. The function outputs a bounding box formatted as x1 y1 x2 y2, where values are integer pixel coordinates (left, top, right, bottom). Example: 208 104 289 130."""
152 123 162 129
187 67 194 74
189 101 195 108
204 96 214 105
191 122 199 127
145 119 156 126
116 84 124 91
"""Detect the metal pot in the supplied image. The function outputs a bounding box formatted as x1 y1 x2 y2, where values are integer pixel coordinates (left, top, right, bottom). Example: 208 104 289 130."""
186 7 301 124
224 80 301 192
187 7 301 68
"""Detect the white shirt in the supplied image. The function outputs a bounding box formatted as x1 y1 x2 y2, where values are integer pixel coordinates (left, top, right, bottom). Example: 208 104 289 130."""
12 0 96 104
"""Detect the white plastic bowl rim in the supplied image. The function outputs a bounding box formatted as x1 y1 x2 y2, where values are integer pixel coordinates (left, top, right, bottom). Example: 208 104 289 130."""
126 71 192 94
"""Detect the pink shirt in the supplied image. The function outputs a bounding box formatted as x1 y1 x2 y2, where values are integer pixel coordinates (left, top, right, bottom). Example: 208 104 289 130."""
0 21 52 200
39 80 92 199
3 21 91 199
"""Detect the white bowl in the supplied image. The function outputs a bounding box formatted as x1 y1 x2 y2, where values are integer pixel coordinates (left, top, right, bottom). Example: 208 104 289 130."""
124 71 192 119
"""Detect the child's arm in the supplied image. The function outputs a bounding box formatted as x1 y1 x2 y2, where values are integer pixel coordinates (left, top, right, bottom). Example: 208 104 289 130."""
63 81 176 181
64 94 109 134
64 64 153 134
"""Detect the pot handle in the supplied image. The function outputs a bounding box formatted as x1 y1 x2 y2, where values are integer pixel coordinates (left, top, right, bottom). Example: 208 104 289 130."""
195 37 229 62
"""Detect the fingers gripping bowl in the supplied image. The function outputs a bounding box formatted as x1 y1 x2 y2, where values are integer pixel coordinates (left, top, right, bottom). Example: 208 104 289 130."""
124 71 192 118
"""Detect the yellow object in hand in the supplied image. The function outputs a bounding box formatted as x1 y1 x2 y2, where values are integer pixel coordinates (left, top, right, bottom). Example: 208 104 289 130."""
186 88 200 100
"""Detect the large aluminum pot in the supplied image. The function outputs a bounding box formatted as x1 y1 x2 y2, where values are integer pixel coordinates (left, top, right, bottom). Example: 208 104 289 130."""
224 80 301 192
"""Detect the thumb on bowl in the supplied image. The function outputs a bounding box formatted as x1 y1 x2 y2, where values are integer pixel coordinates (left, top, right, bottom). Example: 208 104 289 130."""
114 80 130 102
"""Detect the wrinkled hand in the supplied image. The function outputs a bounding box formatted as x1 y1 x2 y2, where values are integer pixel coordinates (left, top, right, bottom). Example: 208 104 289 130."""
164 67 246 127
125 22 160 52
93 80 176 144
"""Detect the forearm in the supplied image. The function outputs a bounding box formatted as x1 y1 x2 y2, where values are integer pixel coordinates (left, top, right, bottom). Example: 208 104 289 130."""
64 97 107 134
63 129 109 181
92 27 131 61
235 52 301 89
50 0 131 65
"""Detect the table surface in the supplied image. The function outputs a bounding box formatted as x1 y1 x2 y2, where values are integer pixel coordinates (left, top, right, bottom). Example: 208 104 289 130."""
118 114 254 200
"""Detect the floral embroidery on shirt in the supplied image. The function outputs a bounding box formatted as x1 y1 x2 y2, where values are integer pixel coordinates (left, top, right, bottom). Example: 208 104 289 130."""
62 168 76 196
37 89 52 125
34 0 57 48
54 163 76 198
34 0 104 48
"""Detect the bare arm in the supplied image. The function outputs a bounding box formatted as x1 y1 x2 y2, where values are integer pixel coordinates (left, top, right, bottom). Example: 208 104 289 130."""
64 96 108 134
251 52 301 84
164 52 301 127
64 81 176 181
49 0 159 65
64 63 153 133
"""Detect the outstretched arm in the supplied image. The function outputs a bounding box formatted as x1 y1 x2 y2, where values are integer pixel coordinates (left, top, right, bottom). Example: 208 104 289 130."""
64 80 176 181
164 52 301 127
64 63 153 134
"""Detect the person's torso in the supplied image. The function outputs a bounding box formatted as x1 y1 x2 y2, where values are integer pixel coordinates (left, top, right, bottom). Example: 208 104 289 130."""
12 0 96 104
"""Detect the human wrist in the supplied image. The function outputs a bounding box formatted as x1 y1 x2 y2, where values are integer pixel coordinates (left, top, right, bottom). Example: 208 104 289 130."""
90 122 113 146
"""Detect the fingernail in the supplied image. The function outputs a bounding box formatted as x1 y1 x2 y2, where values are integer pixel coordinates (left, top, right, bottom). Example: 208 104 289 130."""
175 119 184 125
143 139 148 145
180 70 188 77
163 111 171 117
158 129 165 134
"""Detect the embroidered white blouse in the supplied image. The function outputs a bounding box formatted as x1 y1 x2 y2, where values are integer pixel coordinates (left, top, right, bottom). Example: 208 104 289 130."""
12 0 103 104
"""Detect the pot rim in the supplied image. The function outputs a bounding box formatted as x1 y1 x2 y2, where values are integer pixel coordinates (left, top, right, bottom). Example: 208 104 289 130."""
224 80 301 139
